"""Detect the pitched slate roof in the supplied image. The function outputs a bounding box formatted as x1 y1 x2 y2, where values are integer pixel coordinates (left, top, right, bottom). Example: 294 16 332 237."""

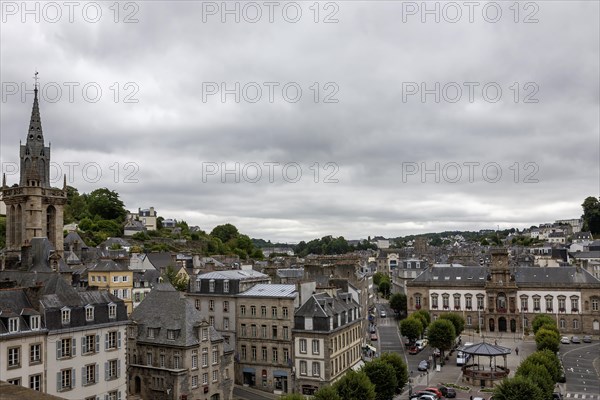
196 269 268 281
514 266 599 285
64 231 88 247
238 284 297 298
88 259 129 272
146 252 175 269
460 342 511 356
130 283 223 347
0 288 45 335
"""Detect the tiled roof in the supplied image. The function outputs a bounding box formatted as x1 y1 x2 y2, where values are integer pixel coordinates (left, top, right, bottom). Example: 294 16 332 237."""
238 284 297 298
197 270 268 281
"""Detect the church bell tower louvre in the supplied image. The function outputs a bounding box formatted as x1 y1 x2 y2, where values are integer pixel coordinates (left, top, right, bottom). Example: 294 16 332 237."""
1 73 68 261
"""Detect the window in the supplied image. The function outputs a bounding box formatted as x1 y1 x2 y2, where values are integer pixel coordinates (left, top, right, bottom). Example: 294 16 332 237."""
83 334 97 354
312 339 320 354
8 317 19 332
209 279 215 292
30 343 42 363
106 359 119 380
560 318 566 329
261 306 267 317
122 289 129 299
174 354 181 369
415 294 422 308
442 293 450 308
223 300 229 312
195 299 201 310
571 296 579 311
283 348 290 362
192 350 198 369
202 373 208 385
241 324 247 337
283 307 289 318
83 305 94 321
300 339 307 353
223 280 229 293
84 364 96 385
520 296 528 311
272 347 278 363
477 295 485 310
209 300 215 311
8 346 20 368
283 326 289 340
592 298 600 311
465 295 473 309
573 319 580 330
209 316 215 326
240 305 246 315
466 316 472 326
108 303 117 319
167 329 178 340
300 361 307 375
59 368 73 391
106 331 120 350
212 346 219 364
262 346 268 361
251 305 256 316
202 328 208 341
192 375 198 388
272 306 277 318
58 338 73 358
312 362 320 376
545 295 553 312
241 345 247 360
113 289 120 298
113 276 120 283
224 317 229 330
7 378 20 386
251 346 257 361
212 370 218 382
431 294 439 308
107 391 118 400
103 276 107 282
122 275 129 282
160 354 165 368
29 374 41 391
30 315 40 330
202 348 209 367
147 327 157 339
147 352 153 366
272 326 278 339
254 324 259 338
454 294 461 309
533 296 541 310
61 308 71 324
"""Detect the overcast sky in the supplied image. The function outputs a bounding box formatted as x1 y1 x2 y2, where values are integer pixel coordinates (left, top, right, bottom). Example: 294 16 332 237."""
1 1 598 243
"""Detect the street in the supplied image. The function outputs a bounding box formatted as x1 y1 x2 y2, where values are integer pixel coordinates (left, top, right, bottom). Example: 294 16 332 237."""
561 342 600 399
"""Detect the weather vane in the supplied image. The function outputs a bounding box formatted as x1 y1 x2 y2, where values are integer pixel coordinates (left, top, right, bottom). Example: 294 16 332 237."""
33 70 39 89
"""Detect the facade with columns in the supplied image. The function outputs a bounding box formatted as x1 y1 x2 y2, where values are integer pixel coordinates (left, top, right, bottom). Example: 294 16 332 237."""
1 85 67 259
406 248 600 335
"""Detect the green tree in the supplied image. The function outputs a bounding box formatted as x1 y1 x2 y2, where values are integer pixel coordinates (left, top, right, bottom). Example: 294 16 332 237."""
314 386 341 400
379 353 408 393
439 313 465 336
87 188 127 221
427 319 456 360
535 328 560 353
515 360 555 399
210 223 239 243
162 266 189 292
378 281 391 298
581 196 600 234
532 314 556 334
0 216 6 248
526 350 561 382
373 272 387 286
334 370 375 400
492 376 544 400
389 293 407 316
363 360 397 400
400 317 423 342
412 310 431 325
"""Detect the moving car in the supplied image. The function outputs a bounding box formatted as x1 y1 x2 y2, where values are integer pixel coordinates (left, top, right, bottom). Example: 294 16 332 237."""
560 336 570 344
423 387 443 398
380 310 387 318
571 336 581 343
583 335 592 343
418 359 430 371
370 333 378 341
409 346 420 354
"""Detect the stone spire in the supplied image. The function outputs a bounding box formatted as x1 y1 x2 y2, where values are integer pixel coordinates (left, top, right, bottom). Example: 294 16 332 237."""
28 73 43 139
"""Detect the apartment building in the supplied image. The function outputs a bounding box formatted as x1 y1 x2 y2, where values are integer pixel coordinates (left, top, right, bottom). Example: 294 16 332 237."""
88 259 134 314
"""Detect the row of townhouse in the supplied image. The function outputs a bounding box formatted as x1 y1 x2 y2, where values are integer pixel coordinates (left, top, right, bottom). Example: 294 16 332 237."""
0 272 129 400
186 269 366 395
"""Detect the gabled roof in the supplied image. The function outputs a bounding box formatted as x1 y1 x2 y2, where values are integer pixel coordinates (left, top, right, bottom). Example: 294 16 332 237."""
89 259 129 272
146 252 175 269
64 231 88 247
130 283 223 347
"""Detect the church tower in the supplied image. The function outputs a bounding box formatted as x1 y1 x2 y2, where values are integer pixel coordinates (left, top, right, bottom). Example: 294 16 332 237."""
1 75 67 258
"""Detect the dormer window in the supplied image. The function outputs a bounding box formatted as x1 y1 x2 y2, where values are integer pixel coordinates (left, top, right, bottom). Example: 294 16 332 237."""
85 305 94 322
202 328 208 341
223 280 230 293
209 280 215 293
61 307 71 325
108 303 117 319
30 315 40 331
8 317 19 333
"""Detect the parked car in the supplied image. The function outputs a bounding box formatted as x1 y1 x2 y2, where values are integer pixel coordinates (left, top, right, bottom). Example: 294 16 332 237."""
583 335 592 343
552 393 564 400
416 339 429 350
571 336 581 343
370 325 376 333
418 359 430 371
409 346 420 354
380 310 387 318
560 336 570 344
456 350 470 366
472 397 486 400
438 386 457 398
370 333 378 341
424 387 443 398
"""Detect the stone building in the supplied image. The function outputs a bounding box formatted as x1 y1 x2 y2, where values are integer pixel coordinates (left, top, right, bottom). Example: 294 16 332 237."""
188 269 271 347
406 248 600 335
292 290 363 395
1 85 67 259
236 284 298 394
128 283 234 400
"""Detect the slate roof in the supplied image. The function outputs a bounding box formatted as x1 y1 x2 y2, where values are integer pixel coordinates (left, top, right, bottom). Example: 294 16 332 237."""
88 259 129 272
514 267 599 285
64 231 88 248
276 268 304 279
238 284 297 298
295 292 358 319
460 342 511 356
0 288 45 335
570 251 600 259
196 269 268 281
146 252 175 269
130 283 224 347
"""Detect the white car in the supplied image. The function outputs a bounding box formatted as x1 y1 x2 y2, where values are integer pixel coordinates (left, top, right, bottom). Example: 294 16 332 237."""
560 336 570 344
416 339 429 350
380 310 387 318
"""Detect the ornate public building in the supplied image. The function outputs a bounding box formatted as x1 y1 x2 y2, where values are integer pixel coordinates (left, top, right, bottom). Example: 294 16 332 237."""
407 248 600 335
